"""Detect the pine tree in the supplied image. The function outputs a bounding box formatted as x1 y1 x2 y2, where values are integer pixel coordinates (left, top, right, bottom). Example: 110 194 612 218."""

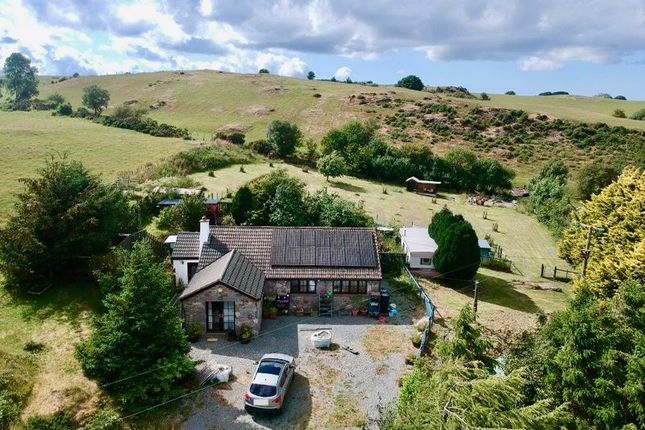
76 241 194 410
432 218 481 280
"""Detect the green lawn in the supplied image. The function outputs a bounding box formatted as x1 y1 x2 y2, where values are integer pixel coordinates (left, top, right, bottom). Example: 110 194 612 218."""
190 162 570 281
39 70 411 140
0 282 100 419
0 111 193 221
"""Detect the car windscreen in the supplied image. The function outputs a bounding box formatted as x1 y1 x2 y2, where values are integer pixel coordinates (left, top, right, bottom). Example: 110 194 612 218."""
250 384 277 397
258 361 283 375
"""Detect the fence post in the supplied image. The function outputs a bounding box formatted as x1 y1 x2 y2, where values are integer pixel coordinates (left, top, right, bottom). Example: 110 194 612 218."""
553 266 557 280
540 264 544 278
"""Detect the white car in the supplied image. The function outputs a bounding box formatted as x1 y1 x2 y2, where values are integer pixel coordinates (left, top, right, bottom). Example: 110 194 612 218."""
244 353 296 413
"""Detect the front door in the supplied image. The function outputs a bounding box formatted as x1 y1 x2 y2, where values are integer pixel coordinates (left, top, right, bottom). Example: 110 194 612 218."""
206 301 235 332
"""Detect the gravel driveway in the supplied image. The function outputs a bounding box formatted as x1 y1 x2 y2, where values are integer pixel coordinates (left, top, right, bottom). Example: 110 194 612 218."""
181 314 415 430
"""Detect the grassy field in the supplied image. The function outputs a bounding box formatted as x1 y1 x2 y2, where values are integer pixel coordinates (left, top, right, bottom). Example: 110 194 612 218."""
189 162 570 281
39 71 390 141
468 93 645 130
0 282 100 420
0 111 193 221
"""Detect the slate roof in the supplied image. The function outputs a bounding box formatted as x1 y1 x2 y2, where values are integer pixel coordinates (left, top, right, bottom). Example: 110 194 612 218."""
172 232 200 259
195 226 382 280
180 250 264 300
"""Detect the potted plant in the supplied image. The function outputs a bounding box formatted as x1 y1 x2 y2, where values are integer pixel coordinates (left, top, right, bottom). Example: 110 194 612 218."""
239 325 253 344
269 306 278 319
350 296 363 316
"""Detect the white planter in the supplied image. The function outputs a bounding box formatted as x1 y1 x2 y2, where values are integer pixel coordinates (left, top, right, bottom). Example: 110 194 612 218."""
311 330 332 348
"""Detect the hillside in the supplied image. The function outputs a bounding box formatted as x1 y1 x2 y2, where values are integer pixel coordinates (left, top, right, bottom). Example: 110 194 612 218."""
37 71 645 181
0 111 193 220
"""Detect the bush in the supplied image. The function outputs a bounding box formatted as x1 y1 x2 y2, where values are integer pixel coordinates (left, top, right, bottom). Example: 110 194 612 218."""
80 407 122 430
395 75 424 91
0 392 20 429
156 206 180 230
480 92 490 100
23 340 45 354
26 411 74 430
245 139 275 156
630 108 645 120
613 109 626 118
214 131 245 145
576 161 619 200
538 91 569 96
614 95 626 100
258 68 269 74
102 107 191 139
55 102 73 116
505 90 516 95
186 323 203 342
73 106 92 118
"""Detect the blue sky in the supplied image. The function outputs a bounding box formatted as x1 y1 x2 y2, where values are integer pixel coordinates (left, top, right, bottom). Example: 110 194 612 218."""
1 0 644 99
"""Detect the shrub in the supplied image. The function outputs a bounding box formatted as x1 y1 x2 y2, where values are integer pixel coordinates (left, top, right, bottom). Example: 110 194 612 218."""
25 410 74 430
214 131 245 145
156 207 180 230
613 109 626 118
245 139 275 156
186 323 203 342
73 106 92 118
576 161 619 200
80 407 122 430
102 104 190 139
614 95 626 100
630 108 645 120
23 341 45 354
55 102 73 116
505 90 516 95
395 75 424 91
480 92 490 100
258 68 269 74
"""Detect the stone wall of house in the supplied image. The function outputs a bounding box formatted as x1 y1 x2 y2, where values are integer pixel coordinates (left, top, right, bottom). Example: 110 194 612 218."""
181 281 262 336
263 279 381 315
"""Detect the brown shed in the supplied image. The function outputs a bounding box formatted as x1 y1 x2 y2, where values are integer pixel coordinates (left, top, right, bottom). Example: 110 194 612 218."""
405 177 442 194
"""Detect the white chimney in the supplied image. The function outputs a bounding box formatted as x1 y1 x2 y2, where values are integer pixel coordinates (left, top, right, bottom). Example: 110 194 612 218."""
199 216 210 251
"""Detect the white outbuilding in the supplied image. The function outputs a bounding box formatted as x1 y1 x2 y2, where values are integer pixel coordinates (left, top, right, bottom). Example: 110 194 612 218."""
399 227 438 269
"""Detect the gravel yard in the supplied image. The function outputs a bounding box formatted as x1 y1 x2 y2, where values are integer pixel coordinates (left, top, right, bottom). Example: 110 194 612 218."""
181 315 416 430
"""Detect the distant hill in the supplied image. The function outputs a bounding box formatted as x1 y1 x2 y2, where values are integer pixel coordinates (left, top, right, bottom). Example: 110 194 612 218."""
29 70 645 180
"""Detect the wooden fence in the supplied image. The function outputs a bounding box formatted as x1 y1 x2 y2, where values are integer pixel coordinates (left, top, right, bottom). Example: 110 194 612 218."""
540 264 579 282
403 266 435 357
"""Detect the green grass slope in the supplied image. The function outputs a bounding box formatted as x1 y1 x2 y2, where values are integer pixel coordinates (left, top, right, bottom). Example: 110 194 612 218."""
0 111 193 221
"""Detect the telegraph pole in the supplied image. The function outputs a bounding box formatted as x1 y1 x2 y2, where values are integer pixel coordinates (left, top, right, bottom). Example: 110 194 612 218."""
473 280 480 320
581 225 594 277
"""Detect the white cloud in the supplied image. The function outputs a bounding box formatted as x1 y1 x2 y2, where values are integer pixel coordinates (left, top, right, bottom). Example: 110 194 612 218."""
334 66 352 80
519 56 562 71
3 0 645 76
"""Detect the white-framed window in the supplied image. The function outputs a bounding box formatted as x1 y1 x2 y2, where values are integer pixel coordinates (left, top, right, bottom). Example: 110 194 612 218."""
290 279 317 293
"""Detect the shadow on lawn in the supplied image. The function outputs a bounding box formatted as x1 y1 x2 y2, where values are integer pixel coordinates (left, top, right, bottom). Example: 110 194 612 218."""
475 273 541 314
14 282 100 325
330 181 366 193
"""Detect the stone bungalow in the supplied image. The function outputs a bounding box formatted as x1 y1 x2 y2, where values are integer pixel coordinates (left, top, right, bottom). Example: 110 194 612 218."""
172 218 382 336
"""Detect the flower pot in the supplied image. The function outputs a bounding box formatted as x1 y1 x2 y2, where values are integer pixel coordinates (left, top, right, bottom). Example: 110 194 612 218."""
351 309 359 317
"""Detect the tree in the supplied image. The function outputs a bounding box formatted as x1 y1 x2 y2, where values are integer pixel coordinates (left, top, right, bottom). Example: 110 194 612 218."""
505 90 516 95
576 161 619 200
82 85 110 116
176 194 207 231
443 148 479 190
559 167 644 295
306 191 372 227
428 207 456 244
258 68 270 74
432 216 480 280
3 52 39 110
268 182 307 226
76 241 193 410
529 159 569 188
0 157 130 291
480 92 490 100
508 279 645 429
393 305 570 429
475 158 515 193
231 185 254 224
307 71 315 80
266 120 302 158
436 306 492 367
317 151 347 181
395 75 424 91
